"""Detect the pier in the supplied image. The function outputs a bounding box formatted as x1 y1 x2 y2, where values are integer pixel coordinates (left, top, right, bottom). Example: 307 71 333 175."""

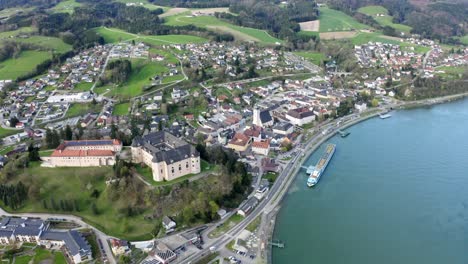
269 239 285 248
338 130 350 137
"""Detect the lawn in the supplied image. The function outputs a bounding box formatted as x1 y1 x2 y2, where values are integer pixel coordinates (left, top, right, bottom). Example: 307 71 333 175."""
458 35 468 45
74 82 93 91
318 7 369 32
0 50 51 80
435 66 467 79
0 127 19 138
263 172 278 183
92 27 208 45
14 255 32 264
293 51 325 65
66 103 101 118
39 150 55 157
50 0 82 14
0 145 15 155
208 214 244 238
102 59 169 99
0 7 34 19
245 215 261 232
113 102 130 116
8 162 154 240
358 5 412 33
164 14 281 44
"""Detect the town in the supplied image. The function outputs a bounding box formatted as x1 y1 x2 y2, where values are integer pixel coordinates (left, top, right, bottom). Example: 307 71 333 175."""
0 33 466 263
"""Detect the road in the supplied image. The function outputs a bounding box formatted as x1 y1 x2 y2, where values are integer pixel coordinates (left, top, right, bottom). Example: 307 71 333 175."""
0 207 117 264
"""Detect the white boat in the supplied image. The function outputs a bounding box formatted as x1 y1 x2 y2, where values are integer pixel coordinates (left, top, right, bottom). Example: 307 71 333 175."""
307 144 336 187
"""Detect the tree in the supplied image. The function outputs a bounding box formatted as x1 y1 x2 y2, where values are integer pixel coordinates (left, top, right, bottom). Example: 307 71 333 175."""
27 143 40 161
65 125 73 140
151 220 162 238
371 98 379 107
110 121 117 139
91 203 99 215
8 117 19 128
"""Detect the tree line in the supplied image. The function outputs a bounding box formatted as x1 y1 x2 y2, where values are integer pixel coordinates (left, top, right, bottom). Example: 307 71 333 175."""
0 182 27 210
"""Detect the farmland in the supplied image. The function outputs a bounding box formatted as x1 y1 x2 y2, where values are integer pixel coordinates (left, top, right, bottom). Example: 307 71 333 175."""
11 36 72 53
0 50 51 80
0 27 36 39
115 0 169 12
358 5 412 33
318 7 369 32
50 0 82 14
66 103 101 118
163 14 282 44
92 27 207 45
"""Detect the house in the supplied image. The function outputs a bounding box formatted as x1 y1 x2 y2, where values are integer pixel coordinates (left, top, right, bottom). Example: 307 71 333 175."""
261 158 279 173
286 107 315 126
272 122 294 135
251 139 270 156
354 102 367 112
0 155 6 167
110 239 130 256
254 185 269 200
151 242 177 264
162 216 176 232
0 217 46 244
227 133 251 152
131 132 200 182
237 197 259 217
42 140 122 167
40 230 93 264
252 108 273 128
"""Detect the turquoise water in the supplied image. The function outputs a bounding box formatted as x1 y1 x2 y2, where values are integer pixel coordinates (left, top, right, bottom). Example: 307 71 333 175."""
272 99 468 264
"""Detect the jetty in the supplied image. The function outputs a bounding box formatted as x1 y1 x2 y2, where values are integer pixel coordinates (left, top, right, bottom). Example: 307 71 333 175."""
269 240 285 248
338 130 350 137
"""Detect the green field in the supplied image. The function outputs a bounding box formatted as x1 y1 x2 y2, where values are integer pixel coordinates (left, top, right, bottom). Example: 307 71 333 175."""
0 27 36 39
0 50 51 80
8 162 154 240
66 103 101 118
459 35 468 45
319 7 369 32
74 82 93 91
0 7 34 18
0 127 19 138
115 0 169 11
435 66 467 79
358 5 412 33
164 14 282 44
96 59 173 99
12 36 73 53
92 27 207 45
113 102 131 116
293 51 325 65
51 0 82 14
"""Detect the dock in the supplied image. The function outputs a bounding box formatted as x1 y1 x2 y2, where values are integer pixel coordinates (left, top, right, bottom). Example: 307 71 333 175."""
268 239 285 248
338 130 350 137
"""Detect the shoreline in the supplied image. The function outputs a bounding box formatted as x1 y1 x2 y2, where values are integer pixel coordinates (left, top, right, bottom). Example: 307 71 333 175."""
265 92 468 263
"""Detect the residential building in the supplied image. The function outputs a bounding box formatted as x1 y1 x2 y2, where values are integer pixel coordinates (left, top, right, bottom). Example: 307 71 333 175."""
162 216 176 232
252 108 274 128
251 139 270 156
42 140 122 167
272 122 294 135
40 230 93 264
286 107 315 126
110 239 130 256
227 133 251 152
131 132 200 182
237 197 259 217
354 102 367 112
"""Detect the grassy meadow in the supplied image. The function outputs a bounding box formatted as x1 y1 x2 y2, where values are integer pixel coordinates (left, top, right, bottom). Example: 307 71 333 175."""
318 7 369 32
0 50 51 80
358 5 412 33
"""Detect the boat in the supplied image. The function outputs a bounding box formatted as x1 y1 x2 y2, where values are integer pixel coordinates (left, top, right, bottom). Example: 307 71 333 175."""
306 165 315 174
307 144 336 187
379 113 392 119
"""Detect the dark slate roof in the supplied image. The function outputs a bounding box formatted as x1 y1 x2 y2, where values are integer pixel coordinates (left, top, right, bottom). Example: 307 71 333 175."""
41 230 91 256
273 122 293 131
132 131 199 165
0 217 44 236
0 230 13 238
259 110 272 124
